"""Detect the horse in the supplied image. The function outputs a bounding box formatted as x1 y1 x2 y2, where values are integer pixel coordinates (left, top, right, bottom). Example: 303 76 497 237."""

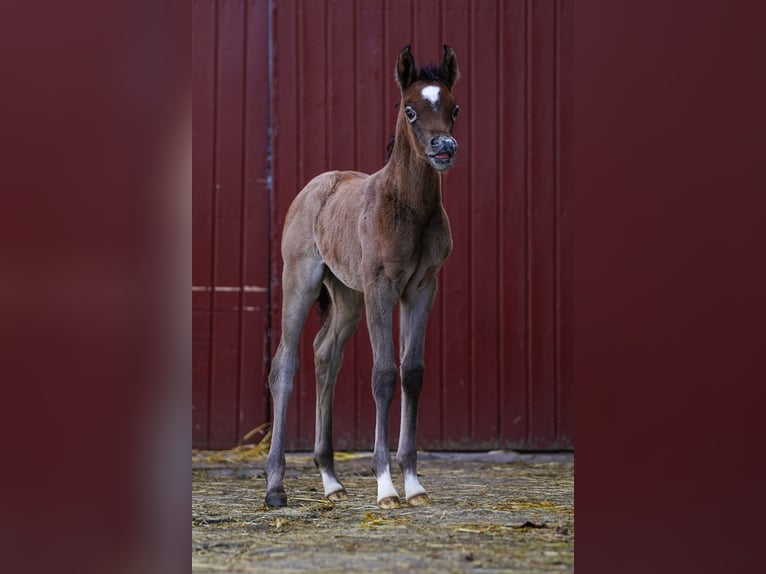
265 45 461 509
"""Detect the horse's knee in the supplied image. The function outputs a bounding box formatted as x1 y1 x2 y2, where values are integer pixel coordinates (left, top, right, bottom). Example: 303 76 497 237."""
371 364 398 402
401 362 425 396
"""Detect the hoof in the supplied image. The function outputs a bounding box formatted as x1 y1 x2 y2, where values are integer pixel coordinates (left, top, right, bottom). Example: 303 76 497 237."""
407 493 430 506
378 496 401 509
265 488 287 507
326 488 347 502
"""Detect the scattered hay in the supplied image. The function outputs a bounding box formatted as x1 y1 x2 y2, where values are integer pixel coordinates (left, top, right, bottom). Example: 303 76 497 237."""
193 452 574 573
361 512 412 528
448 522 545 535
450 523 509 535
333 451 369 461
492 499 572 513
240 422 271 445
270 516 292 531
193 423 271 465
193 431 371 467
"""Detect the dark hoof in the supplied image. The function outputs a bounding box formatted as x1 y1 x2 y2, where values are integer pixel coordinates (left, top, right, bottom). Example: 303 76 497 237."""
265 488 287 507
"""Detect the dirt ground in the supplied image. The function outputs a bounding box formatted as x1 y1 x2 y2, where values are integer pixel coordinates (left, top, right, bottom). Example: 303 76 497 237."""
192 450 574 573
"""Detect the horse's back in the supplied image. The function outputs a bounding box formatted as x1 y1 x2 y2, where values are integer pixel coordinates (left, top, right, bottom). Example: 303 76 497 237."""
281 171 368 285
311 170 369 203
286 170 366 217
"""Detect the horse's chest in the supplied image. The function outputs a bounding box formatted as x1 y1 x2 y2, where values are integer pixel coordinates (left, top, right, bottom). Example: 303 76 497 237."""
357 202 452 291
396 220 452 290
411 235 449 277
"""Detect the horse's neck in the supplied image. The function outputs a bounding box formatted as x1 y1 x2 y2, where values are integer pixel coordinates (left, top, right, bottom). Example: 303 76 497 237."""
385 138 442 217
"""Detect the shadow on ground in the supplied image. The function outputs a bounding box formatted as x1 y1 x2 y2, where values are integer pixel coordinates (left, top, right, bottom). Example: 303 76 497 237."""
192 450 573 573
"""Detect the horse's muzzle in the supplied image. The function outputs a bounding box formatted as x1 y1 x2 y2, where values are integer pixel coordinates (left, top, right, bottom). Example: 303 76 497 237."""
428 136 458 171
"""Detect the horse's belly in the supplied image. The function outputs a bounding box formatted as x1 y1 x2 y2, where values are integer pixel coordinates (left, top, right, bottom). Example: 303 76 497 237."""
309 172 367 292
314 216 365 292
323 255 364 292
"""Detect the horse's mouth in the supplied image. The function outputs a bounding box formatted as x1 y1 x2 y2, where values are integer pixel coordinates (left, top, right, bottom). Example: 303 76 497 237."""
428 151 455 170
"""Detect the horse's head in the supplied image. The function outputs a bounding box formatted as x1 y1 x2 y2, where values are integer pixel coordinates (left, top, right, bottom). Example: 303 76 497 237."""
395 45 460 172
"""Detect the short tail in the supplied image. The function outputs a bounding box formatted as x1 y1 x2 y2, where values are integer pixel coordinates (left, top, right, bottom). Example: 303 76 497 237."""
316 284 331 323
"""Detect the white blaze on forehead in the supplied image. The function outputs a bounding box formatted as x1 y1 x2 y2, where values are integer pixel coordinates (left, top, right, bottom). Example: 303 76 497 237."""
421 85 441 107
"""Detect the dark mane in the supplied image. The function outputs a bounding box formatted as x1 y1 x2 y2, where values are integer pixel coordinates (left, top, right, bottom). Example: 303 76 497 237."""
416 63 446 84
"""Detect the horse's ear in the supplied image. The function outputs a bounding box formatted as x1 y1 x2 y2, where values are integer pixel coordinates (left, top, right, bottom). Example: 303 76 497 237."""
439 44 460 89
396 45 417 91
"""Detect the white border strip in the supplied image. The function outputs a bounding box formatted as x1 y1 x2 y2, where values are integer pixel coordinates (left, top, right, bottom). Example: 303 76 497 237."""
192 285 268 293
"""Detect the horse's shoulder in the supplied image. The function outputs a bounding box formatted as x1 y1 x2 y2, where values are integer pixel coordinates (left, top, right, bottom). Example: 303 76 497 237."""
333 170 369 188
306 170 367 193
338 170 368 179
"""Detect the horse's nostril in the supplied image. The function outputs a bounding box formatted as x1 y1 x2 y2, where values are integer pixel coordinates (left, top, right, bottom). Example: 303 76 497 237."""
430 137 440 148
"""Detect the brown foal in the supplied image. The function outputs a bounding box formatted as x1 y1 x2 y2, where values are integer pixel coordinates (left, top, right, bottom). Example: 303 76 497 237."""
265 45 461 509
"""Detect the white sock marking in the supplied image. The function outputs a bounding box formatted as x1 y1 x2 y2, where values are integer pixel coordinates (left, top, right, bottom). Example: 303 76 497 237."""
404 472 427 500
421 85 441 109
320 470 343 496
376 467 399 502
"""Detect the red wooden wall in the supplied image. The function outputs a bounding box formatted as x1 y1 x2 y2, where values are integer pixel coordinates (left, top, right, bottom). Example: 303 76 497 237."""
192 0 272 448
193 0 572 451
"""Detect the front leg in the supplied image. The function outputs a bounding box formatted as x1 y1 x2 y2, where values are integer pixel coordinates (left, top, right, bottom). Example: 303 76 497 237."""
397 276 437 505
364 279 401 509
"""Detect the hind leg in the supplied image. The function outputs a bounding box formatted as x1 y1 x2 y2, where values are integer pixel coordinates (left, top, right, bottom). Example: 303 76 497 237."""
312 277 364 501
265 256 325 507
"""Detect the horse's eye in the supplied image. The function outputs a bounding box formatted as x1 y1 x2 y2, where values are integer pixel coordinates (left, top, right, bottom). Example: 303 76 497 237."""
404 106 417 123
452 105 460 121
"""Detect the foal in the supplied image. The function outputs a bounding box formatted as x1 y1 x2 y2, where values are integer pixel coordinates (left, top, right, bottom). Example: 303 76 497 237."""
265 45 460 509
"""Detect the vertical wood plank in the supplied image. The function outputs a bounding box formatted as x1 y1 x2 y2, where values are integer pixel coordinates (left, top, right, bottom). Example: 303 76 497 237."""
469 0 501 447
499 0 529 447
239 0 272 440
440 0 472 447
209 0 246 447
414 0 441 55
354 0 386 174
192 310 212 445
384 0 412 148
556 0 574 447
528 0 557 448
192 0 217 446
